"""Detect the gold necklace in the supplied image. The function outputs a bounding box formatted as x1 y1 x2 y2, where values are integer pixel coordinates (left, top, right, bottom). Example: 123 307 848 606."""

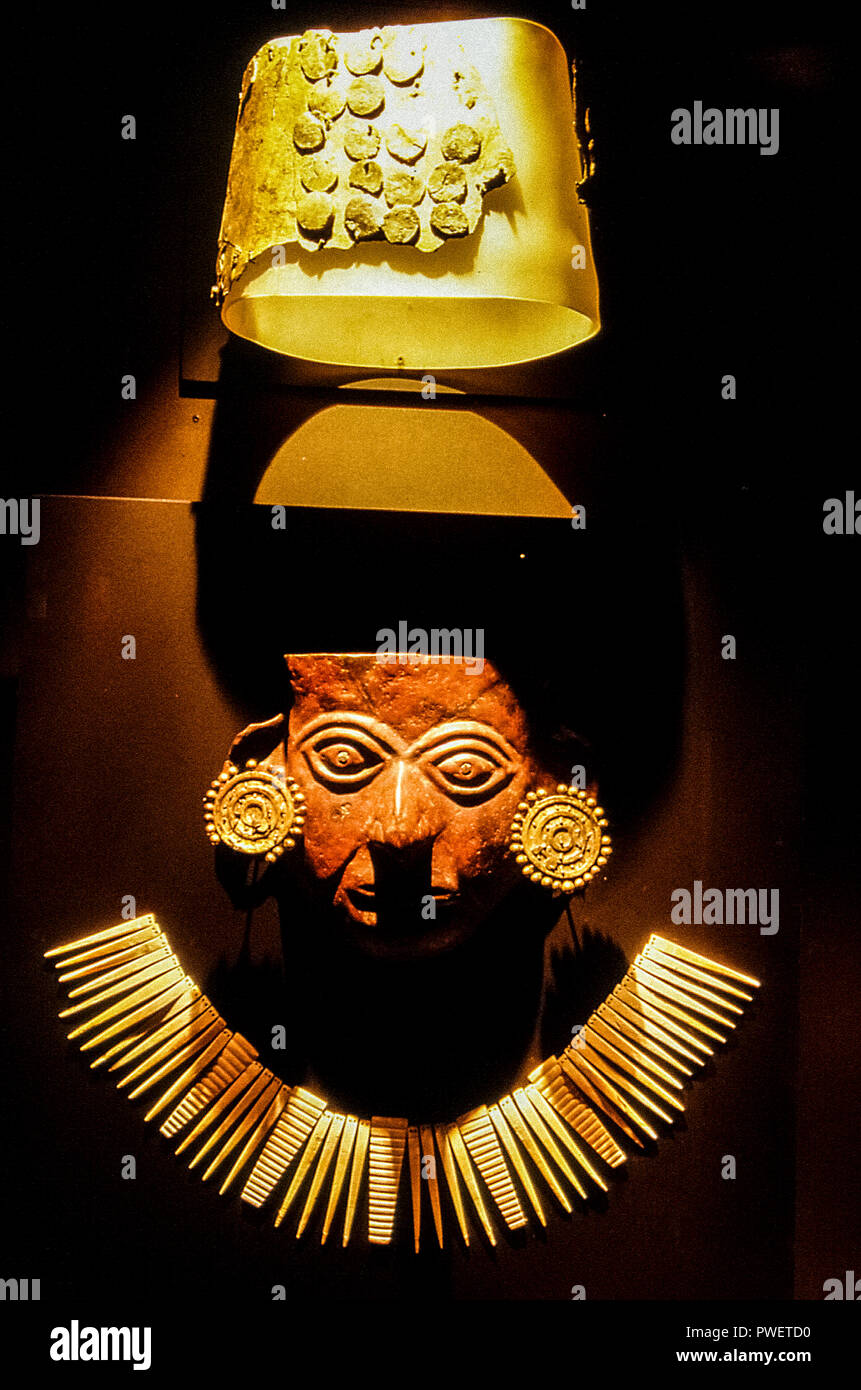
45 917 759 1251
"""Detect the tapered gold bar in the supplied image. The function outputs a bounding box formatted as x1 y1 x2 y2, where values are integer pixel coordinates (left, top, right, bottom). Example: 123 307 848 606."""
121 1017 225 1093
599 999 695 1075
524 1085 608 1191
581 1026 685 1109
633 960 741 1019
66 943 172 998
644 943 755 1002
628 969 730 1039
66 964 184 1039
50 925 162 972
574 1042 674 1125
487 1102 547 1226
201 1073 281 1182
408 1126 422 1253
142 1028 233 1119
558 1052 644 1146
513 1088 589 1199
296 1112 345 1236
419 1125 444 1248
529 1057 627 1167
91 1028 150 1067
123 1011 225 1095
498 1094 572 1212
160 1032 258 1133
59 930 164 983
616 982 716 1054
100 992 208 1070
181 1062 264 1161
434 1123 471 1245
219 1084 291 1197
562 1051 660 1140
65 945 171 1000
275 1111 333 1228
589 1014 686 1087
241 1086 326 1209
368 1117 408 1246
342 1118 370 1246
45 915 158 958
321 1114 358 1244
78 976 191 1052
61 953 181 1018
171 1042 258 1140
446 1123 497 1245
649 934 761 988
53 930 165 977
458 1106 527 1231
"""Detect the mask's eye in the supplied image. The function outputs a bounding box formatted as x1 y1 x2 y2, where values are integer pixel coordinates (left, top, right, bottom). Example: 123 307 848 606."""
302 731 387 788
321 744 369 773
435 752 495 787
422 740 514 801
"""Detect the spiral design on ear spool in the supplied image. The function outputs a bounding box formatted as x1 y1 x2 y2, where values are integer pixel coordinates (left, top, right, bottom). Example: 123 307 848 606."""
509 784 612 893
203 760 305 863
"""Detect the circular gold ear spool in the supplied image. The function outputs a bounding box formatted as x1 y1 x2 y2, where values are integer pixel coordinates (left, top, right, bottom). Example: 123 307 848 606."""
203 760 306 864
509 784 611 893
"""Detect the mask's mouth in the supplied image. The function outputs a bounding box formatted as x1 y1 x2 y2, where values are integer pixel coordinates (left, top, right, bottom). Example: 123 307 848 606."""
344 884 459 927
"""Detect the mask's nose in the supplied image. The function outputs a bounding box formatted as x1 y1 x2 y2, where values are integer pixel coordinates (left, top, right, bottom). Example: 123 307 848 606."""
365 759 445 853
353 761 448 925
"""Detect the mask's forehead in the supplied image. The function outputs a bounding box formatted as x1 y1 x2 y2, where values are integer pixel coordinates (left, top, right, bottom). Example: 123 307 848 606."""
285 653 530 749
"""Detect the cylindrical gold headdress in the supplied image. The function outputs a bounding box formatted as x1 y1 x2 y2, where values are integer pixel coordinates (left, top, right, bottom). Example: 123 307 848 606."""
213 18 599 370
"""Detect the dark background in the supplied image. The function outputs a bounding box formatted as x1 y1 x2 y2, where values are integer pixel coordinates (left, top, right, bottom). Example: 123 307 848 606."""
1 0 857 1363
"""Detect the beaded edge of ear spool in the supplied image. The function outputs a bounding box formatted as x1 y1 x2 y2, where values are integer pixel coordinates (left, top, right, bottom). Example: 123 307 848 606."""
204 759 306 863
509 783 612 893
